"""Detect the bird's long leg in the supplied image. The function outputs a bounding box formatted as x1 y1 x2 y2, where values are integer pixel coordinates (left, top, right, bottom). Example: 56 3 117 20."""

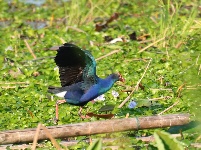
78 107 92 142
90 100 95 104
55 99 66 121
78 106 83 118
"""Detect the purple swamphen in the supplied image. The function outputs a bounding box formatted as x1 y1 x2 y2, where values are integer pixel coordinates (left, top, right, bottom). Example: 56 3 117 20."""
48 43 124 121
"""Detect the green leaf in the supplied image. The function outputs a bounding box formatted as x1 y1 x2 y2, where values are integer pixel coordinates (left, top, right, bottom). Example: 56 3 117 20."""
87 139 102 150
98 104 115 112
136 99 152 107
154 130 184 150
154 132 165 150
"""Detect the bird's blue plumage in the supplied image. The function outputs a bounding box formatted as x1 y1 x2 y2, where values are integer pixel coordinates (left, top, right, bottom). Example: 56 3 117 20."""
48 43 123 106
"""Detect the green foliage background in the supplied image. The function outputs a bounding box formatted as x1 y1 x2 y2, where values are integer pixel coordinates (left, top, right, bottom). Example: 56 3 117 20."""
0 0 200 149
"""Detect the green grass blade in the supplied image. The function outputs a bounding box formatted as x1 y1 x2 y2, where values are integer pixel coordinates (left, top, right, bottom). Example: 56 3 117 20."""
154 130 184 150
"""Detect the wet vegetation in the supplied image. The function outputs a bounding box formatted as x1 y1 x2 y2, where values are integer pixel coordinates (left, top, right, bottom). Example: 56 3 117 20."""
0 0 201 149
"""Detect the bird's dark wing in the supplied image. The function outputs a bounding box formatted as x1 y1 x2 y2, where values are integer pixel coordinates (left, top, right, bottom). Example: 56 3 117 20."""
55 43 97 88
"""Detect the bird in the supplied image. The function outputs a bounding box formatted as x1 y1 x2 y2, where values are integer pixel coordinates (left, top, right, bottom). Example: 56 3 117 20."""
48 43 124 121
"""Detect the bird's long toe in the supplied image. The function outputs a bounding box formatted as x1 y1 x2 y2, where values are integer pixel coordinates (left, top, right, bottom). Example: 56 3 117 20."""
80 115 91 119
53 117 59 124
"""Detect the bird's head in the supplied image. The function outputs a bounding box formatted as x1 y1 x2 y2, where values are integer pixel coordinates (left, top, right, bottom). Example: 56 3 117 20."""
110 73 125 83
117 72 125 82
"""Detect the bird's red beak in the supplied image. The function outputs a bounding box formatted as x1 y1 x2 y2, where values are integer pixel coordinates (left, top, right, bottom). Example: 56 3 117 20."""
118 73 125 82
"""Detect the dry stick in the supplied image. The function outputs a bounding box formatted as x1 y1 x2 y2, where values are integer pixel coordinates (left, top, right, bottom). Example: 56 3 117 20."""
196 134 201 142
186 84 201 88
40 125 63 150
157 35 166 50
162 29 168 48
24 40 37 59
1 85 29 89
118 58 152 108
31 39 37 46
150 16 158 24
175 41 184 49
125 58 150 62
195 53 200 65
0 114 190 145
185 87 197 90
95 49 120 61
0 81 29 84
66 26 87 33
177 83 185 97
32 123 42 150
59 37 66 43
138 37 166 53
125 113 129 118
191 143 201 148
198 64 201 75
148 96 172 101
14 44 18 57
165 46 169 59
185 84 201 90
150 88 173 91
49 15 54 26
158 100 180 115
177 83 185 93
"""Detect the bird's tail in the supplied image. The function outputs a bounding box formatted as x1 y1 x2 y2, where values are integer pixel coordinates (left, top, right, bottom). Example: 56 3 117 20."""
48 86 68 98
48 86 66 93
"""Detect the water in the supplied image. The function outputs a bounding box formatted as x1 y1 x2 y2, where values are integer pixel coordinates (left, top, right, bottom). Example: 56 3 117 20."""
19 0 46 6
6 0 70 6
0 20 12 28
25 21 47 29
1 0 70 29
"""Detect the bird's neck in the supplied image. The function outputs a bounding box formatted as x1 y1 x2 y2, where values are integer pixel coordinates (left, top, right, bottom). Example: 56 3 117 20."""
97 74 118 93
